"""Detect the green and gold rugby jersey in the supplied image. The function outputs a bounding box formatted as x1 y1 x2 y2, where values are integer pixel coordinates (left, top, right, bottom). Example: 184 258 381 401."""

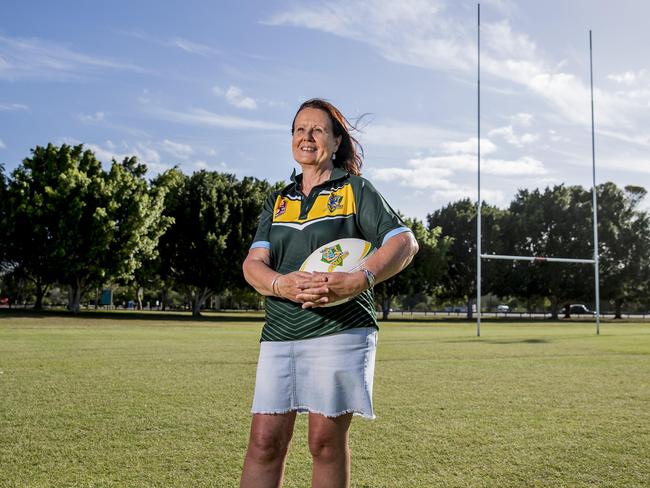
251 167 411 342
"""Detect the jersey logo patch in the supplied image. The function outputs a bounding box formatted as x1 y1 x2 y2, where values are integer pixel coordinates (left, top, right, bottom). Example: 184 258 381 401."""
327 194 343 212
275 198 287 218
320 244 350 272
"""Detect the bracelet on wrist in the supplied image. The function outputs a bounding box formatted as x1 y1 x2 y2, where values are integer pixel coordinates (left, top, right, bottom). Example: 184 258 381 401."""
359 268 376 289
271 275 282 297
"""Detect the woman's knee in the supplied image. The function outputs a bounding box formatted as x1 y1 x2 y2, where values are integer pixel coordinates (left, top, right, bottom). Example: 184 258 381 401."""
308 420 350 462
247 414 295 465
248 430 290 464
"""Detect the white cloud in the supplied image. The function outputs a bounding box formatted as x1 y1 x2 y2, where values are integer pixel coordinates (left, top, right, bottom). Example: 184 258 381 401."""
600 155 650 174
441 137 497 155
194 160 228 171
607 69 647 85
371 165 507 207
116 30 219 57
0 102 29 111
481 0 518 17
169 37 217 57
79 111 106 124
511 113 533 127
597 129 650 148
161 139 194 160
547 129 569 143
369 133 547 197
76 111 150 138
266 1 642 131
213 85 258 110
79 139 232 176
0 139 6 149
407 153 547 177
0 35 145 81
138 89 151 104
85 141 166 172
265 0 474 73
358 120 462 149
147 106 285 130
488 125 539 147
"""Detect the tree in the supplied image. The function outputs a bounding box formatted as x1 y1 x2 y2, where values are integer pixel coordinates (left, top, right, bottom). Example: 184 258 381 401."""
428 199 505 319
374 217 450 319
597 183 650 318
504 185 593 319
0 163 7 272
157 170 275 316
6 144 171 312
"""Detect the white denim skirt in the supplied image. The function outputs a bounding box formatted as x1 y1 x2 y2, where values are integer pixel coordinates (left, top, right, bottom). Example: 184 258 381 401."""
251 327 378 419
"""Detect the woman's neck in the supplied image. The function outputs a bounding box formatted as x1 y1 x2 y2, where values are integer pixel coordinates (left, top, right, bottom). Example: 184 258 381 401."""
300 164 333 196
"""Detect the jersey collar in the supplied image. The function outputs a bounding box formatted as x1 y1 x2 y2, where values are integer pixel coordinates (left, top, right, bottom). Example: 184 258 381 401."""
286 167 349 194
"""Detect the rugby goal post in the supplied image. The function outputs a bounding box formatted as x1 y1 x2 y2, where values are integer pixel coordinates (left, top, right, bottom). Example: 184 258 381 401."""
475 4 601 336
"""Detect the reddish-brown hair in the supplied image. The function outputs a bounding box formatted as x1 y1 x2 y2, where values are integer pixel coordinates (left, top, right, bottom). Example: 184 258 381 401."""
291 98 364 176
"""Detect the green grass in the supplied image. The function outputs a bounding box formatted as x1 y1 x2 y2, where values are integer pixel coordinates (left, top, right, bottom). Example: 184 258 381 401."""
1 312 649 487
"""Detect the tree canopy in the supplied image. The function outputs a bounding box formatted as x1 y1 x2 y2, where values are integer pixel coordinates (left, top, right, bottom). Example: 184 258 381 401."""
1 142 649 318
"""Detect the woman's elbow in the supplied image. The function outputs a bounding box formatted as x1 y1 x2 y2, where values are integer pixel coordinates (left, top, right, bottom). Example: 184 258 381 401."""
403 231 419 258
411 235 419 257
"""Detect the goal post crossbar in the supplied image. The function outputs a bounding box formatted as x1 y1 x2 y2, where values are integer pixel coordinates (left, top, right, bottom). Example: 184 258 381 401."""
480 254 595 264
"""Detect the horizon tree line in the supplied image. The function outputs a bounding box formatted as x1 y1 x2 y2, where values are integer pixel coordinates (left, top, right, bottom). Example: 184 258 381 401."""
1 143 649 318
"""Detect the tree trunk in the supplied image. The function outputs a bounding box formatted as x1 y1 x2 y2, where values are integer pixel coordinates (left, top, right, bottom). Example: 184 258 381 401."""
382 296 392 320
33 281 48 311
135 286 144 310
67 279 83 313
466 297 473 320
563 303 571 319
615 299 623 319
550 297 559 320
191 287 212 317
161 285 168 311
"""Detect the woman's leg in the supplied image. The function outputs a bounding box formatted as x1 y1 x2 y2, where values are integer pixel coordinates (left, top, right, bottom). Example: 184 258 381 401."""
308 412 353 488
240 412 297 488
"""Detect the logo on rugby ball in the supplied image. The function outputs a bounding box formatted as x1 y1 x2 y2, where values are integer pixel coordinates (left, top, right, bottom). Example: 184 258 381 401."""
320 244 350 272
327 194 343 212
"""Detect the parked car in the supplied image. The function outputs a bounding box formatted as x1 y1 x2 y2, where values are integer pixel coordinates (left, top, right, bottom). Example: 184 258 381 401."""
569 304 595 315
496 304 510 313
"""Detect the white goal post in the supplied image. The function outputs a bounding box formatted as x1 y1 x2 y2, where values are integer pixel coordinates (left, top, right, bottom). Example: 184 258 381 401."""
475 3 601 336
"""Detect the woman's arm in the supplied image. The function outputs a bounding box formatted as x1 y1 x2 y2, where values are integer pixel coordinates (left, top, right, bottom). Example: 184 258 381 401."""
243 248 328 301
296 231 419 308
242 248 279 297
361 230 419 285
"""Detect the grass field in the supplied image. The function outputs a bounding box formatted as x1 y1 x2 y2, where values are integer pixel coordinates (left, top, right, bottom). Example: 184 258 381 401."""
1 312 649 487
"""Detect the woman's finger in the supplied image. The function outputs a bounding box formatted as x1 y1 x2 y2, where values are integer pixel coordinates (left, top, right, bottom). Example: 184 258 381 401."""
301 297 330 309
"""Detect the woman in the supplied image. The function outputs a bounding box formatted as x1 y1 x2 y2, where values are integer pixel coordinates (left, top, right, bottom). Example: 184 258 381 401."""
240 99 419 488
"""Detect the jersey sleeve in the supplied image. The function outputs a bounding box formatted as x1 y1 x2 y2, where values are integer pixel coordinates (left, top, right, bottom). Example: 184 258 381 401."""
355 178 411 248
250 191 279 250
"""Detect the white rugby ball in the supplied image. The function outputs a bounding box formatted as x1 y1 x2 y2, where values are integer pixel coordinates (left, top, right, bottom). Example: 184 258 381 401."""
300 238 375 307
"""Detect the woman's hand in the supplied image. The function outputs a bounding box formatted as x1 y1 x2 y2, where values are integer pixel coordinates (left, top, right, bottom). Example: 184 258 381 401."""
296 271 367 309
275 271 329 303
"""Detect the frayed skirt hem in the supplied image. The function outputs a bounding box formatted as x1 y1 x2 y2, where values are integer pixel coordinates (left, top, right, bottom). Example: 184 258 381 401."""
251 407 376 420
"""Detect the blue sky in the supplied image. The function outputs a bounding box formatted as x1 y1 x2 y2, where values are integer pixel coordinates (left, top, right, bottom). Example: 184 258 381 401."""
1 0 649 220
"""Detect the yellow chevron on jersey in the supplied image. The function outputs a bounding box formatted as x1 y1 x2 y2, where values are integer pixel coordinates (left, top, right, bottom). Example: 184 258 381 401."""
272 183 356 225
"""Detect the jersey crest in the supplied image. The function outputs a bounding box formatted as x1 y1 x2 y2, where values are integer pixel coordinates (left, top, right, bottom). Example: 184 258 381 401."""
320 244 350 272
327 194 344 213
275 198 287 218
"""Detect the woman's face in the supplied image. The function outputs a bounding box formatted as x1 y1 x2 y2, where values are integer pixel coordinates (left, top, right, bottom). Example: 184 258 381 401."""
292 108 341 169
